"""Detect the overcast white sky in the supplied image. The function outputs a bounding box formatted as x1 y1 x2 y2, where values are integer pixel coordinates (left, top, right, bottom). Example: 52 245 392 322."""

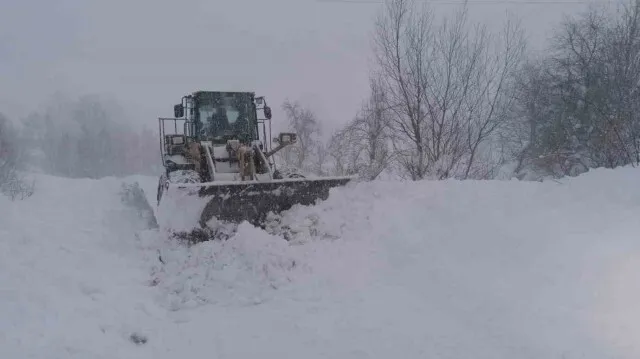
0 0 598 137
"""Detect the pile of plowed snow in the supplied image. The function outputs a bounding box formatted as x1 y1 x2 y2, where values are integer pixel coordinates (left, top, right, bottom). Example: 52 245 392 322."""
3 167 640 359
0 175 165 358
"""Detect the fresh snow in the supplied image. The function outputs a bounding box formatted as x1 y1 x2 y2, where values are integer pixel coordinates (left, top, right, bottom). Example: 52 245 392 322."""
2 167 640 358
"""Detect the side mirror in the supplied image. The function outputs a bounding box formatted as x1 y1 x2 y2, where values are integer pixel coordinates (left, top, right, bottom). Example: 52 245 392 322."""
278 132 297 145
174 104 184 118
264 106 272 120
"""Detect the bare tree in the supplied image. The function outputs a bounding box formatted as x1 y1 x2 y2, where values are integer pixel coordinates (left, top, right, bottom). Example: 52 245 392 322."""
328 75 393 180
373 0 431 180
500 60 553 177
510 0 640 178
0 114 34 200
0 114 17 185
280 100 322 172
327 125 362 176
601 0 640 166
372 0 526 180
459 14 527 179
313 141 330 176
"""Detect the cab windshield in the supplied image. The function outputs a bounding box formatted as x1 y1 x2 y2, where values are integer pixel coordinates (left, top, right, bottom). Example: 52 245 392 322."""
198 95 254 141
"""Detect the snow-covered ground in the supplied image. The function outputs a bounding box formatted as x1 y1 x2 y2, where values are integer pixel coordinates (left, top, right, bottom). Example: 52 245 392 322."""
2 167 640 358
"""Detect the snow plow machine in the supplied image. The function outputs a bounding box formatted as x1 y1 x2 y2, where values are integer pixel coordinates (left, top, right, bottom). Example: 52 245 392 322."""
155 91 354 240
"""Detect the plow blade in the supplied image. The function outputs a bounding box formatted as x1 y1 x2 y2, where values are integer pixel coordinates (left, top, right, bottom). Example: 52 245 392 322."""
196 176 355 227
157 176 356 235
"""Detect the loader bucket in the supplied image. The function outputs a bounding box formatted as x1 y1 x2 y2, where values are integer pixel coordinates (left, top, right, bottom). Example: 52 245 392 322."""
196 176 355 228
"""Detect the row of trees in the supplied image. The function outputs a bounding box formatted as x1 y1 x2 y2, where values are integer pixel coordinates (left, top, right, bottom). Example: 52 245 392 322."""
2 94 161 183
509 0 640 177
280 0 640 181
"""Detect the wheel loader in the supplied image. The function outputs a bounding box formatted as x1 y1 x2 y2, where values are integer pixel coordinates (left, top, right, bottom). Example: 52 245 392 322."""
154 91 354 237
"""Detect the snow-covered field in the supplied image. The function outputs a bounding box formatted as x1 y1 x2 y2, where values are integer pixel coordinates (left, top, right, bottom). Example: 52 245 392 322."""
2 167 640 358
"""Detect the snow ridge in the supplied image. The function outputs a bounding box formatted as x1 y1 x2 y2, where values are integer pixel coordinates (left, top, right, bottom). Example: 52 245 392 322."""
3 167 640 359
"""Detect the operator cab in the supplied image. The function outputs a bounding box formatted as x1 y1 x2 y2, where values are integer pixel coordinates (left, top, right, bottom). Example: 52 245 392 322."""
160 90 279 178
173 91 269 146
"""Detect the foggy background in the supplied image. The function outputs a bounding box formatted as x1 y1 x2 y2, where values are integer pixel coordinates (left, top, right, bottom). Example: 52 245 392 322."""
1 0 587 133
5 0 634 185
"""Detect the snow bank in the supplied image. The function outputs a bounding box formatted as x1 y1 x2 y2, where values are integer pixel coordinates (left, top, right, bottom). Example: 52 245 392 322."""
143 166 640 358
0 174 165 358
3 166 640 359
136 223 300 310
